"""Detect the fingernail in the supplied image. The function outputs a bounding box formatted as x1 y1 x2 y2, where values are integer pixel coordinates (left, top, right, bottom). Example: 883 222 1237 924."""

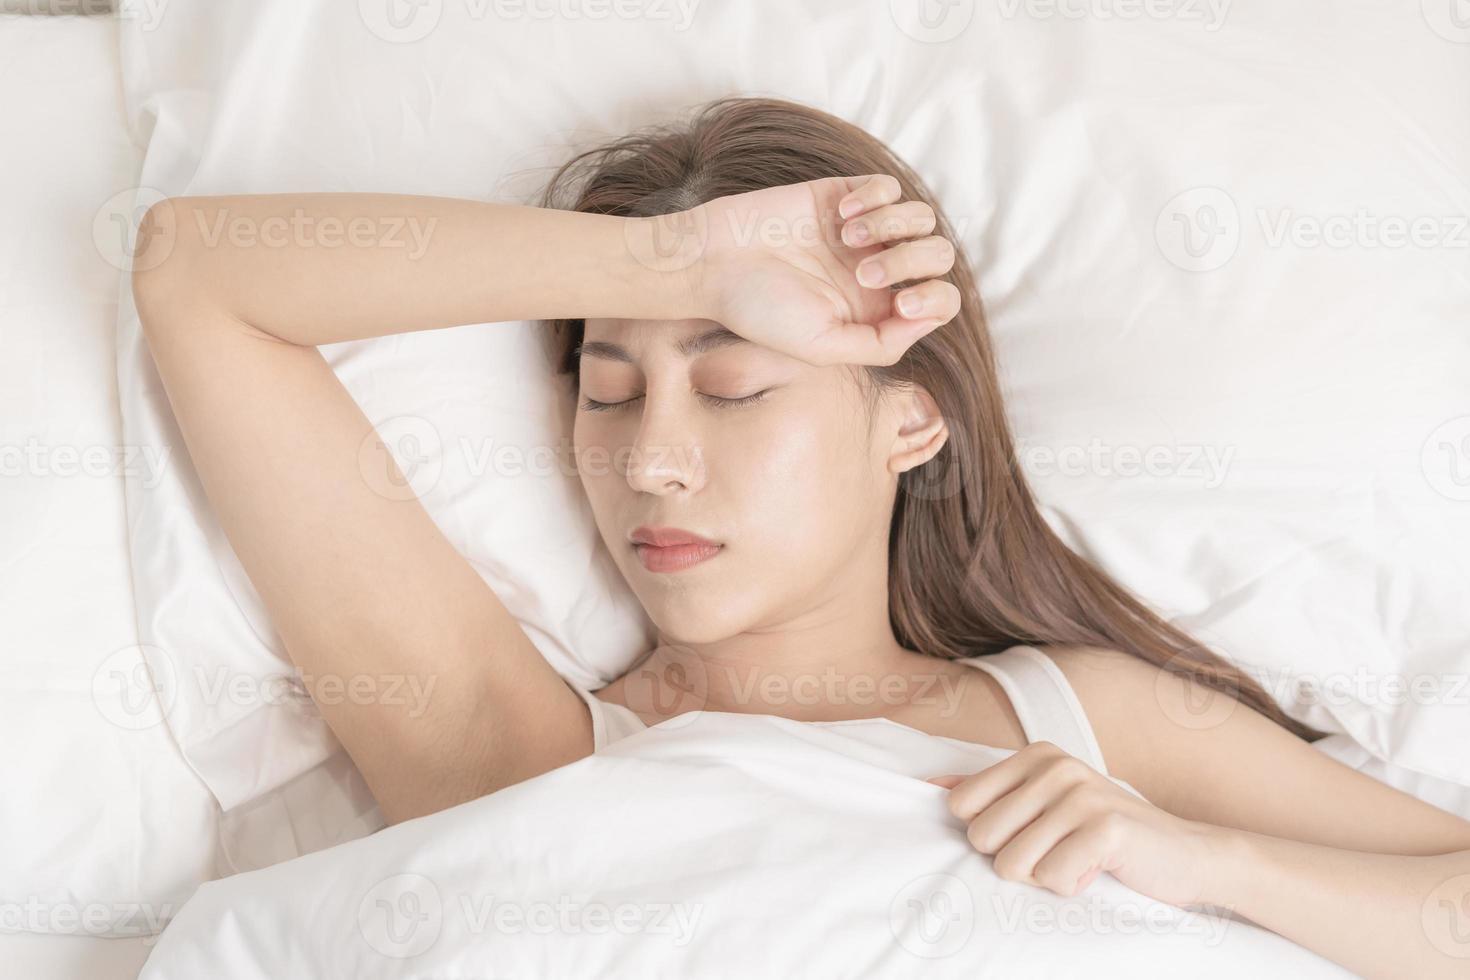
857 260 884 286
839 198 862 219
845 222 870 246
898 292 923 317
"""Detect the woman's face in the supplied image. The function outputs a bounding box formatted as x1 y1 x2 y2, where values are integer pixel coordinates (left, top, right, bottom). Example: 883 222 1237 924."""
573 316 919 644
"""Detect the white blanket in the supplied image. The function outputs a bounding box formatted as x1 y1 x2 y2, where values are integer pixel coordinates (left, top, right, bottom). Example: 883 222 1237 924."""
138 714 1355 978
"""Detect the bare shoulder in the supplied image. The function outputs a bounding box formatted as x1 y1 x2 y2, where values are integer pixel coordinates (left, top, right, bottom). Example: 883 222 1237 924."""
890 655 1030 752
1040 644 1144 680
1038 644 1167 716
1038 643 1280 752
1034 642 1235 759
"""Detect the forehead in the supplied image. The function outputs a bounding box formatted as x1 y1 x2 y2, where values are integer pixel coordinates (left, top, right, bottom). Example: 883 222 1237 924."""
579 317 753 365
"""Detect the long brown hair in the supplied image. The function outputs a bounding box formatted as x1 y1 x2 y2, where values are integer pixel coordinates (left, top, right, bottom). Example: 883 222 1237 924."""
539 95 1326 742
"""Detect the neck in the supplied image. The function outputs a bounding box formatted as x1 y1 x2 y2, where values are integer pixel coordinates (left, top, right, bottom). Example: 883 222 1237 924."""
640 540 949 724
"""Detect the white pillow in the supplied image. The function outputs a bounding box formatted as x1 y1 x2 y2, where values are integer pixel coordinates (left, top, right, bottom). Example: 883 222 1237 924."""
114 0 1470 850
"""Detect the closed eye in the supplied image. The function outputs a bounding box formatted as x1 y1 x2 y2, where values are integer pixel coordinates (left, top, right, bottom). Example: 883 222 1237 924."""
698 389 773 410
579 395 641 413
579 389 774 413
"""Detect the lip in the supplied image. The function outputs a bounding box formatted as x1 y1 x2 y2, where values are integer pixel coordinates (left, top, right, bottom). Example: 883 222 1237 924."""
629 525 724 574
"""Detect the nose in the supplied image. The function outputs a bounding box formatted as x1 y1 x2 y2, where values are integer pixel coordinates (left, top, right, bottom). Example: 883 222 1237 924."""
624 396 707 496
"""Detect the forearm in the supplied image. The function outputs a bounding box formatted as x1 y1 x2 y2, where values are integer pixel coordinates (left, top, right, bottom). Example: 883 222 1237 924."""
134 193 700 346
1203 827 1470 979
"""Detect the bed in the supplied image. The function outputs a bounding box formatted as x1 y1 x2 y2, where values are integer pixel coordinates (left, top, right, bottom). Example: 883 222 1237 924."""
0 9 209 980
6 2 1470 977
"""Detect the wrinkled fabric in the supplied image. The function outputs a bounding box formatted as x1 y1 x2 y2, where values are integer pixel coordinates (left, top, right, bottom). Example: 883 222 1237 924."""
139 713 1356 979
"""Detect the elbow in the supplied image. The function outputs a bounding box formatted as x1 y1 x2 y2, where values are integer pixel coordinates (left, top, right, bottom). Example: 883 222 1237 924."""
131 196 197 335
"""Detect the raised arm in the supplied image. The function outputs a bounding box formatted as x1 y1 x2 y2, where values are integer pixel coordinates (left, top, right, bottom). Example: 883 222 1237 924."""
134 193 703 346
129 195 686 823
134 176 957 361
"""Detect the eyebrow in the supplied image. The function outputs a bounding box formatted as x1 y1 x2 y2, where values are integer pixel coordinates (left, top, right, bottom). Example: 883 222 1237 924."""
576 325 750 364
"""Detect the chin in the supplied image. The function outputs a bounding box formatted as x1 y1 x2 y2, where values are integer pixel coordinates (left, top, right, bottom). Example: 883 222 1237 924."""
636 590 747 646
645 607 736 646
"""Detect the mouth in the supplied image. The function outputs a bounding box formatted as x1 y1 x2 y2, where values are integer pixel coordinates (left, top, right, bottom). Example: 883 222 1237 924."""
629 526 724 574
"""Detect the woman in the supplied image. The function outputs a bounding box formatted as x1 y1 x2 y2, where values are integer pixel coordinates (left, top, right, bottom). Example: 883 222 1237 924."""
133 97 1469 978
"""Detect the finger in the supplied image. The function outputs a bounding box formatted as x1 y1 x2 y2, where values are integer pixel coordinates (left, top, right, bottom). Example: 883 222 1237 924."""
944 742 1067 821
819 317 941 367
893 279 961 323
1031 821 1116 897
926 774 968 789
943 761 1032 823
989 803 1089 886
842 200 936 247
837 174 902 220
963 779 1065 855
855 235 957 289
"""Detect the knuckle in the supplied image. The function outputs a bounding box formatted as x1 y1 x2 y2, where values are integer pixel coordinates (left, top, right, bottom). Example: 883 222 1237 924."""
910 203 937 234
965 819 997 854
945 790 968 819
1042 754 1091 785
1034 866 1071 895
876 213 905 239
1061 782 1103 811
992 852 1026 881
1096 811 1131 844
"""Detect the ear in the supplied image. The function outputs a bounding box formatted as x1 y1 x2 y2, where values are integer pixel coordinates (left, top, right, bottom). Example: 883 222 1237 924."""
886 385 949 475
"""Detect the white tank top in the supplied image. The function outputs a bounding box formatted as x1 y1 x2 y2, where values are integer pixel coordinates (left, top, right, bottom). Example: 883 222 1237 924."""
571 645 1124 786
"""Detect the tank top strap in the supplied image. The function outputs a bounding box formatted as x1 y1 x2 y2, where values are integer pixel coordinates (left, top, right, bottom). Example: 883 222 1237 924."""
568 679 649 751
958 646 1111 777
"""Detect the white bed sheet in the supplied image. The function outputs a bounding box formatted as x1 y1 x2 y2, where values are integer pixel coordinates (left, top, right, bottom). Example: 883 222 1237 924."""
1 933 152 980
0 11 219 952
